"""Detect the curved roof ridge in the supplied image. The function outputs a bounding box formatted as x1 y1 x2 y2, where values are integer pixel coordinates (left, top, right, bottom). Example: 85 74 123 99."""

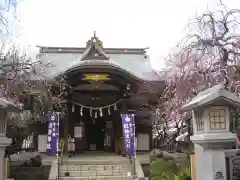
54 58 160 82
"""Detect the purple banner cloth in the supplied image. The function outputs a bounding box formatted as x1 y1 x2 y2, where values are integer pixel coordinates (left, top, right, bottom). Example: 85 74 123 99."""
121 114 136 155
46 112 59 156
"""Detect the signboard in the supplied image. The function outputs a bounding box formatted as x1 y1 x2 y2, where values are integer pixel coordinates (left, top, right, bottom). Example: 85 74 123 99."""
46 112 59 156
120 114 136 155
74 126 82 138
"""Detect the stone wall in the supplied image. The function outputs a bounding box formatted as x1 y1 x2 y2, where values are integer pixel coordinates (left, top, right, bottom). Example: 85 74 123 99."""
8 165 51 180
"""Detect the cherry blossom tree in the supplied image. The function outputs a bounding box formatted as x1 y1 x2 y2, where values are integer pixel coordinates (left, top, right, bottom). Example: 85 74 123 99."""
0 0 19 52
0 0 68 113
0 1 73 156
156 1 240 151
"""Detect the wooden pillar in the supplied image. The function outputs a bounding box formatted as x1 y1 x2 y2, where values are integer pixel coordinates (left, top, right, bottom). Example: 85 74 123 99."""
63 120 68 153
113 110 122 153
63 104 70 153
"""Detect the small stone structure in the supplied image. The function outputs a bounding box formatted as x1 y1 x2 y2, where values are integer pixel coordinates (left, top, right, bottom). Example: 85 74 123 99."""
0 97 20 180
180 83 240 180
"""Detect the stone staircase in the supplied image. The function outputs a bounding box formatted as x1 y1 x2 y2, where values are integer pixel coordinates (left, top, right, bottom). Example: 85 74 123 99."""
58 158 134 180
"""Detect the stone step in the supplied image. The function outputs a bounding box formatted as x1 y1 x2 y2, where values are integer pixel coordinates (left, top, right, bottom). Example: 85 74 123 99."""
59 165 131 171
61 160 130 165
59 170 132 177
59 176 133 180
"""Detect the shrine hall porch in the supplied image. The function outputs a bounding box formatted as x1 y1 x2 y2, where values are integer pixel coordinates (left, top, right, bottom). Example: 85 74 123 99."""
36 116 151 155
56 107 152 154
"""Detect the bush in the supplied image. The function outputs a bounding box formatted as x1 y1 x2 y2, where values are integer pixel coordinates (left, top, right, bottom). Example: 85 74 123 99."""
151 158 192 180
179 176 191 180
174 165 191 180
151 159 178 180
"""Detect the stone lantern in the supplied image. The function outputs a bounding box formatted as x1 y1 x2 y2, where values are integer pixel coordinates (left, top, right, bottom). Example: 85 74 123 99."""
180 83 240 180
0 97 20 180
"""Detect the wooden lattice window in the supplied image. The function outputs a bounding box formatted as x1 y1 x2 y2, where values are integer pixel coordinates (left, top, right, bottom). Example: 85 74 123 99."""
209 109 226 130
196 111 204 130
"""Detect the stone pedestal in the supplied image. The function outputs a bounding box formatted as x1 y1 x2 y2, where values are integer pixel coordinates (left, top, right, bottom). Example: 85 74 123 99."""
195 144 227 180
191 132 235 180
0 136 11 180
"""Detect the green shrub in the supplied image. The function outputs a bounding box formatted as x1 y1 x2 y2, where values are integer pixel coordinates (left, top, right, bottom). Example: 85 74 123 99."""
151 159 179 180
174 165 191 180
178 176 191 180
178 166 191 176
151 158 192 180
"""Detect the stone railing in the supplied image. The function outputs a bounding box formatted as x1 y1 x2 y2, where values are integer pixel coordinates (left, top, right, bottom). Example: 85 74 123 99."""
48 161 58 180
225 149 240 180
135 158 145 180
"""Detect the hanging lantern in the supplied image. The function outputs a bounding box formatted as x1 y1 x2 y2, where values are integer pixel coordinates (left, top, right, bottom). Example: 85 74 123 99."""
80 106 83 116
100 108 103 117
108 106 111 115
94 111 98 118
72 104 75 112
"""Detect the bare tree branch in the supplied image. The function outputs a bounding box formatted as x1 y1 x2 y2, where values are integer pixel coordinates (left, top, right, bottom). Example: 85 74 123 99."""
154 1 240 151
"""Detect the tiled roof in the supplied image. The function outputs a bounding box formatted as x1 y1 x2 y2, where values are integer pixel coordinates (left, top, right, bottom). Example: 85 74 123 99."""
36 33 161 82
180 83 240 112
37 52 161 81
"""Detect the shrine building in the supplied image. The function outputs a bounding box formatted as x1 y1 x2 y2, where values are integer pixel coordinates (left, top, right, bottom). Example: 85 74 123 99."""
37 32 164 154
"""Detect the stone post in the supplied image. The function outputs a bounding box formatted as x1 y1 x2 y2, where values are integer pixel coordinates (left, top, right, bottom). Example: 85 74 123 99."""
0 136 11 180
0 108 12 180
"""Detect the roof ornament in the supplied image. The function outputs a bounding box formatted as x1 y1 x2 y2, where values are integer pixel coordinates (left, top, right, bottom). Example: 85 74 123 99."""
93 30 97 42
93 30 96 38
86 30 102 48
80 30 109 60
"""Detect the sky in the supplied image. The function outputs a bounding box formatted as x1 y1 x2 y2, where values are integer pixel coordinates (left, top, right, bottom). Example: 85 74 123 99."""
16 0 240 70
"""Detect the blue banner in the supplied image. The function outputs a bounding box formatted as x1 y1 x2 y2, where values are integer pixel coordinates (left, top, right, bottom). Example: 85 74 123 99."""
46 112 59 156
121 114 136 155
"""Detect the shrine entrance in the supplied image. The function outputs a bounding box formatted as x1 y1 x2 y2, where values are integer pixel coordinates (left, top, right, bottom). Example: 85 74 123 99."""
66 100 123 154
61 67 140 154
86 117 105 151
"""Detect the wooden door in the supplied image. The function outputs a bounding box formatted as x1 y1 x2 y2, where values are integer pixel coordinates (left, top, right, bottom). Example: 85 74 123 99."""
74 121 85 152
